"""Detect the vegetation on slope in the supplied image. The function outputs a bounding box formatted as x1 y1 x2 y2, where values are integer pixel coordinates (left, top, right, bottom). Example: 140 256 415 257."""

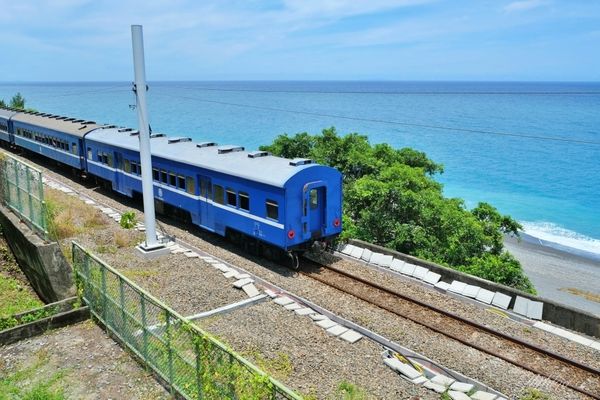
260 128 535 293
0 228 44 330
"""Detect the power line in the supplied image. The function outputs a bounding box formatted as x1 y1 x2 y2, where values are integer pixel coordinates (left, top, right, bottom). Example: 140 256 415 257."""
164 84 600 96
154 92 600 146
49 86 130 97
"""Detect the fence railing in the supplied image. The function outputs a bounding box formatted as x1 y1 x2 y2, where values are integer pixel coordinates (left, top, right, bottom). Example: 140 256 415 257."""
0 152 47 238
71 241 301 400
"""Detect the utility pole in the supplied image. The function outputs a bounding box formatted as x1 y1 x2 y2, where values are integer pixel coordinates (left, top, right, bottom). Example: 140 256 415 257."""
131 25 165 255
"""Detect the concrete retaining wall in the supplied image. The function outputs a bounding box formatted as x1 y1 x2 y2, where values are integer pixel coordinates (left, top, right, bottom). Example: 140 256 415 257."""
0 204 74 303
350 239 600 338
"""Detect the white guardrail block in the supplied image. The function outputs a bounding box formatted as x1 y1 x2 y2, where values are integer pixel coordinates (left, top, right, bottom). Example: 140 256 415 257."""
491 292 512 310
412 266 429 280
350 246 364 259
475 288 495 305
383 357 422 380
361 248 372 262
390 258 405 272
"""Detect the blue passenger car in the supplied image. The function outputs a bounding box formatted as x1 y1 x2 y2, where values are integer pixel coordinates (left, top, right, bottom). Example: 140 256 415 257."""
0 108 18 145
84 127 343 254
10 112 99 170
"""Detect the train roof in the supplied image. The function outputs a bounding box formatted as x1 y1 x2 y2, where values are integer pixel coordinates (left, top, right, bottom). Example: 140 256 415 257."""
86 127 329 188
0 108 19 119
11 111 101 137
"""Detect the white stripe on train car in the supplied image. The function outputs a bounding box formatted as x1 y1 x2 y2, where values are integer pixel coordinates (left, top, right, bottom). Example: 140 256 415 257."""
87 159 285 230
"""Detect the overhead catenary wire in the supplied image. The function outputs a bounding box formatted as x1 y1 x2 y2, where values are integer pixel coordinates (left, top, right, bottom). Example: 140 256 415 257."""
153 92 600 146
166 83 600 96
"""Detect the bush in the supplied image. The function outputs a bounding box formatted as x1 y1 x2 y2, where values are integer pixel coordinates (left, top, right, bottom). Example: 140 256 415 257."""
261 128 535 293
119 211 137 229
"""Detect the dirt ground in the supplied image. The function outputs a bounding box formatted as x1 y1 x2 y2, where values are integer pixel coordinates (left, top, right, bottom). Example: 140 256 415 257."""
0 320 170 400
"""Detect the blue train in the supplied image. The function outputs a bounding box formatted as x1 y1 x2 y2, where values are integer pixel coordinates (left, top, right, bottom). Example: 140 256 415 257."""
0 107 342 267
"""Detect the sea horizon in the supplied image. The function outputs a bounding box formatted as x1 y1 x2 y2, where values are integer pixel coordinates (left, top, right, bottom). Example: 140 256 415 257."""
1 80 599 259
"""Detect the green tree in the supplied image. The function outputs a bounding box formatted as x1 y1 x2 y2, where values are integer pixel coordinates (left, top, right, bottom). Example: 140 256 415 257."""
0 99 6 108
262 128 535 293
9 92 25 109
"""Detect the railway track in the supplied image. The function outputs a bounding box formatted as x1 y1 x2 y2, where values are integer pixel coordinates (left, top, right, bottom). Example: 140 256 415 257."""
6 148 599 398
301 258 600 400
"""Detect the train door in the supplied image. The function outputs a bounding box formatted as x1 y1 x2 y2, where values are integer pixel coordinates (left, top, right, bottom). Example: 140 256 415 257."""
303 182 326 239
114 152 124 193
199 176 214 230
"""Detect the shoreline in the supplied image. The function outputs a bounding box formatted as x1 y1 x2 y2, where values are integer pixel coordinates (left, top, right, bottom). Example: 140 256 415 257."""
504 235 600 317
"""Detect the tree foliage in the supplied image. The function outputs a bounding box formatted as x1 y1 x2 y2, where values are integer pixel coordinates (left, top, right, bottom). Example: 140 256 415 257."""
9 92 25 109
261 127 535 293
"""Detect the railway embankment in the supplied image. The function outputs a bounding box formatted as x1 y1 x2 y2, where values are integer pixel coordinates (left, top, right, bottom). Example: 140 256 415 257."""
351 239 600 339
4 149 599 399
0 204 74 303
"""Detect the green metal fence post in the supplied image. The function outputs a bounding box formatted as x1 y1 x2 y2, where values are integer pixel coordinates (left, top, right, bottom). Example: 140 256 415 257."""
194 339 203 400
119 276 127 338
26 168 34 225
100 265 107 324
0 158 5 203
165 310 175 392
140 294 149 362
228 353 236 399
39 171 46 234
13 160 22 213
82 248 91 305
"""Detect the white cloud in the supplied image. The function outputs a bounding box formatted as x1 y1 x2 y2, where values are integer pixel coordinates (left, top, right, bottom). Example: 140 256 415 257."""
504 0 548 13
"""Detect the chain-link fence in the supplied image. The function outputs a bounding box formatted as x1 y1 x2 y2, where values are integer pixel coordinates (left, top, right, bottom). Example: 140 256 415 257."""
71 241 301 400
0 152 47 238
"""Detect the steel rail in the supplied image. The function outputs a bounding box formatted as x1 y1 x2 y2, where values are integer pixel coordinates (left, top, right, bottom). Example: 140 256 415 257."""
301 260 600 400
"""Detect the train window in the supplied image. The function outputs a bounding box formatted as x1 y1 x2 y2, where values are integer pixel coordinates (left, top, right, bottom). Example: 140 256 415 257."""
214 185 224 204
124 160 131 173
178 176 186 190
186 177 195 195
107 154 114 168
169 173 177 186
152 168 159 181
131 162 138 174
87 148 92 160
310 189 318 209
71 143 77 155
138 164 142 175
239 192 250 211
160 170 168 184
226 188 237 207
266 200 279 221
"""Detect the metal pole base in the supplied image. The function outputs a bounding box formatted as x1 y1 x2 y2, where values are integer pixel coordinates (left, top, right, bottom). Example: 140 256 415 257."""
135 243 170 259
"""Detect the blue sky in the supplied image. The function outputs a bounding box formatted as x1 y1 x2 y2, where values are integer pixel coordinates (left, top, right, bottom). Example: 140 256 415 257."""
1 0 599 81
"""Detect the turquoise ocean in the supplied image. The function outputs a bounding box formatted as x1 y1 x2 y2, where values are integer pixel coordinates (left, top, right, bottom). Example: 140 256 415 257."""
1 81 599 258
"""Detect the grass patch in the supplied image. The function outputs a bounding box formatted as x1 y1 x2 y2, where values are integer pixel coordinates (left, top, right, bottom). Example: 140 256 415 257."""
122 268 158 280
243 347 294 381
45 188 108 240
114 230 141 248
96 244 118 255
0 350 67 400
0 234 43 329
560 287 600 303
519 387 550 400
0 272 43 320
335 380 367 400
